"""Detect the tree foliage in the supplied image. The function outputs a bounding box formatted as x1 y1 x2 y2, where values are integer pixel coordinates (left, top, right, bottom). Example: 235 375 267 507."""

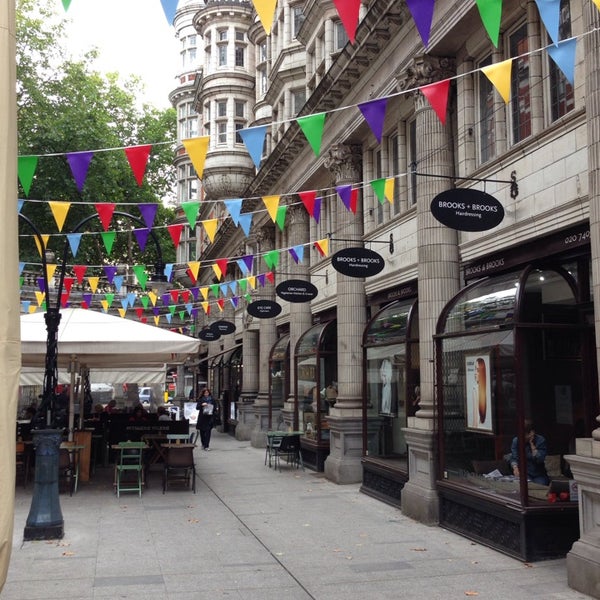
17 0 177 273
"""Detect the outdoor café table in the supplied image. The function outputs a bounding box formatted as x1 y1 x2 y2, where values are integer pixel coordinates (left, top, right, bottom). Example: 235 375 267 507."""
265 431 303 468
141 433 169 465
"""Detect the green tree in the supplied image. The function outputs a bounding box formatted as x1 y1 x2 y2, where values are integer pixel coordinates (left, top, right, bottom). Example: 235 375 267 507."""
17 0 177 276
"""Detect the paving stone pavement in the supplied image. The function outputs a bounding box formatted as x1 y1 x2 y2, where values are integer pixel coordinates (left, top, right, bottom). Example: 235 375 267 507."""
3 430 593 599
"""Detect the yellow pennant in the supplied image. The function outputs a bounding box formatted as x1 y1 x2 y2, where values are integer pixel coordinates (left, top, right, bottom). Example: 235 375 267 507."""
314 238 329 257
87 276 100 293
34 234 50 258
154 316 160 326
45 263 57 283
187 261 201 281
100 300 109 312
252 0 277 34
212 264 223 281
148 291 157 306
182 136 209 179
202 219 218 243
118 308 127 318
247 275 256 289
384 178 395 204
262 195 280 222
200 287 209 301
35 291 45 307
28 304 38 314
49 201 71 232
201 301 210 314
481 59 512 104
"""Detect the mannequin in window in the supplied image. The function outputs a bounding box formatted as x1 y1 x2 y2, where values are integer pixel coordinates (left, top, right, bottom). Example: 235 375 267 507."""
472 357 487 428
380 359 393 414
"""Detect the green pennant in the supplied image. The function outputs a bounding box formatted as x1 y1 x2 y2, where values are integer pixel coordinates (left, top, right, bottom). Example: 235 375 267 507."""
19 276 24 288
105 293 114 307
18 156 38 197
238 279 248 293
179 310 186 321
100 231 116 254
275 205 287 231
370 178 387 204
140 296 149 309
132 265 148 290
169 305 176 316
475 0 502 48
297 112 326 157
182 201 200 229
61 0 72 10
263 249 280 270
210 283 220 298
244 293 252 303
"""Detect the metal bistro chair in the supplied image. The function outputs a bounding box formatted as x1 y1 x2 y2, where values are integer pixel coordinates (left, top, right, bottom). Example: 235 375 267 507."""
163 435 196 493
115 441 146 498
274 434 304 472
58 447 77 496
265 432 284 468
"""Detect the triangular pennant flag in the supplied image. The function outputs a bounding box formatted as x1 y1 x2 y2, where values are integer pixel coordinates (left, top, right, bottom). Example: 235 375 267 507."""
101 300 110 312
148 291 157 307
210 283 220 297
314 238 329 257
180 290 191 303
298 190 317 217
481 59 512 104
62 0 72 10
19 262 25 276
336 185 358 213
262 195 280 222
135 307 144 319
21 300 31 313
35 291 45 307
201 301 210 314
247 276 256 290
219 283 229 297
383 178 395 204
358 98 388 143
182 137 209 178
371 178 387 204
168 304 176 316
45 264 57 283
475 0 502 48
288 245 304 264
212 264 224 281
138 203 158 229
100 231 116 254
594 0 600 9
133 228 151 252
36 278 45 294
228 281 238 296
238 213 253 236
263 250 280 270
118 308 127 318
160 0 178 24
202 218 219 243
170 289 179 304
132 265 148 290
33 235 48 258
223 199 243 226
547 38 577 86
63 277 74 294
313 197 322 223
238 255 254 275
332 0 361 44
140 296 150 309
73 265 87 284
275 205 287 231
182 201 200 229
188 261 201 281
406 0 435 47
87 276 100 294
48 201 70 232
239 279 248 293
257 274 266 288
103 266 117 284
216 258 228 279
534 0 560 46
239 126 267 169
18 156 38 197
167 224 183 248
124 145 152 186
252 0 277 34
154 316 161 326
95 203 116 231
66 233 82 257
113 275 124 292
200 287 209 301
297 113 326 156
66 151 94 192
17 199 24 214
265 271 275 284
230 297 239 309
127 292 137 307
165 263 174 281
104 293 115 308
420 79 451 125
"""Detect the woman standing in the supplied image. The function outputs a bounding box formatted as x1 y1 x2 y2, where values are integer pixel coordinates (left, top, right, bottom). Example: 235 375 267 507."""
196 388 216 450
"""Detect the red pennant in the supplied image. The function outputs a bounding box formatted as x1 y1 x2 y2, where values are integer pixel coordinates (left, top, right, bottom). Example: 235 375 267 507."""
265 271 275 284
73 265 87 284
141 317 148 324
180 290 190 303
186 268 197 284
135 307 144 318
420 79 451 125
95 203 116 231
332 0 361 44
60 292 70 308
167 224 183 248
170 289 179 303
63 277 74 294
80 300 89 309
217 298 225 310
124 144 152 186
216 258 228 278
298 190 317 217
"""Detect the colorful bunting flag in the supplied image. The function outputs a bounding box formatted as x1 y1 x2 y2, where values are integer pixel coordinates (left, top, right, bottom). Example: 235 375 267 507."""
182 201 200 229
203 218 218 243
420 79 451 125
95 203 116 231
224 199 243 225
534 0 560 46
66 233 82 257
138 203 158 229
297 112 326 156
125 144 152 186
332 0 361 44
406 0 435 47
238 213 253 236
481 59 512 103
182 136 209 178
17 156 37 197
314 239 329 257
475 0 502 48
239 126 267 168
336 185 358 213
547 38 577 85
133 228 151 252
358 98 388 143
167 224 183 248
262 195 280 222
100 231 116 254
275 205 287 231
252 0 277 34
66 151 94 193
263 250 279 270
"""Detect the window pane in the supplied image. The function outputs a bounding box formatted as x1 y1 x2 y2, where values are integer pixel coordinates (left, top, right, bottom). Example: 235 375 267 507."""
218 45 227 66
478 55 495 163
235 45 245 67
550 0 574 121
510 23 531 143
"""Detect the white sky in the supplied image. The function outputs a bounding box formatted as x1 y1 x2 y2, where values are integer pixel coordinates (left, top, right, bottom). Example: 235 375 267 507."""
63 0 181 109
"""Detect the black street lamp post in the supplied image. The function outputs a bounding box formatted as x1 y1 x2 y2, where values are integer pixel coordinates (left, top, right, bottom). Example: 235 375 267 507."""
19 211 167 540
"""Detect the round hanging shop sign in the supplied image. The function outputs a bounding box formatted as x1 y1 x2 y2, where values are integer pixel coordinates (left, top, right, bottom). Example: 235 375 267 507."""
430 188 504 232
210 320 236 335
247 299 282 319
331 247 385 278
199 328 220 342
276 279 319 303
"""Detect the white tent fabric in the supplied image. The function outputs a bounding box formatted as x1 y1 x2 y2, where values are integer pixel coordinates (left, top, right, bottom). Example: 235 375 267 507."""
19 366 167 386
21 308 199 369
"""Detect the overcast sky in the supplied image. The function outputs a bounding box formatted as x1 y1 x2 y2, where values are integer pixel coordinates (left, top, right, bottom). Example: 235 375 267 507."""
63 0 181 109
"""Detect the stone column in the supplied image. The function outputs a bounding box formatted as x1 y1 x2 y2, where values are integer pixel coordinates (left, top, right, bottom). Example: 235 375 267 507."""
323 143 366 484
282 204 312 430
240 326 259 442
397 55 459 524
566 6 600 597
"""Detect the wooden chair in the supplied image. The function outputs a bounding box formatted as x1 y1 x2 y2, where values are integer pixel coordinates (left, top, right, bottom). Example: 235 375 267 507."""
15 441 31 488
115 441 145 498
163 442 196 493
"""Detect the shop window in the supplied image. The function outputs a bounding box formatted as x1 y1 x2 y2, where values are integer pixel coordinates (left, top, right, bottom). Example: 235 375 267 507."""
509 23 531 144
437 267 587 509
478 54 496 163
269 335 290 429
549 0 574 122
363 299 419 460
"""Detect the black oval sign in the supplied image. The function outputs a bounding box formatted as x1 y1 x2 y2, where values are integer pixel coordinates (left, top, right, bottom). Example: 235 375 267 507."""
247 299 282 319
211 320 236 335
430 188 504 232
199 328 220 341
276 279 319 303
331 247 385 278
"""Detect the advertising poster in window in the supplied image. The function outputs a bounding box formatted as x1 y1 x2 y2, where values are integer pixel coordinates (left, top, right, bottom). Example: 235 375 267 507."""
465 354 493 432
379 358 397 416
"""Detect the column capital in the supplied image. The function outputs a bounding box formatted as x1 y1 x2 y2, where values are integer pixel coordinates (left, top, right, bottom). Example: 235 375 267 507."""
256 224 275 250
325 144 362 183
288 202 309 226
396 55 456 97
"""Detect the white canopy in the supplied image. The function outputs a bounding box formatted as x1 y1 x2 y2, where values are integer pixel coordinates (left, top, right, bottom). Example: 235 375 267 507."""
19 366 167 386
21 308 199 369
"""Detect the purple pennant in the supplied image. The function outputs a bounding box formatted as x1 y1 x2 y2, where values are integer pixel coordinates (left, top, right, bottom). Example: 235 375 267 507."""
190 287 199 301
103 265 117 284
138 203 158 229
37 277 46 293
191 308 199 319
153 307 160 316
66 151 94 193
257 273 266 287
230 297 239 309
161 293 170 306
313 197 322 223
241 254 254 274
82 293 93 306
406 0 435 47
358 98 388 144
133 228 151 252
336 185 353 211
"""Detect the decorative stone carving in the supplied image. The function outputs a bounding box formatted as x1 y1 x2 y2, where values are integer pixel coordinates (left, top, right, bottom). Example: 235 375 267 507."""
324 144 362 183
